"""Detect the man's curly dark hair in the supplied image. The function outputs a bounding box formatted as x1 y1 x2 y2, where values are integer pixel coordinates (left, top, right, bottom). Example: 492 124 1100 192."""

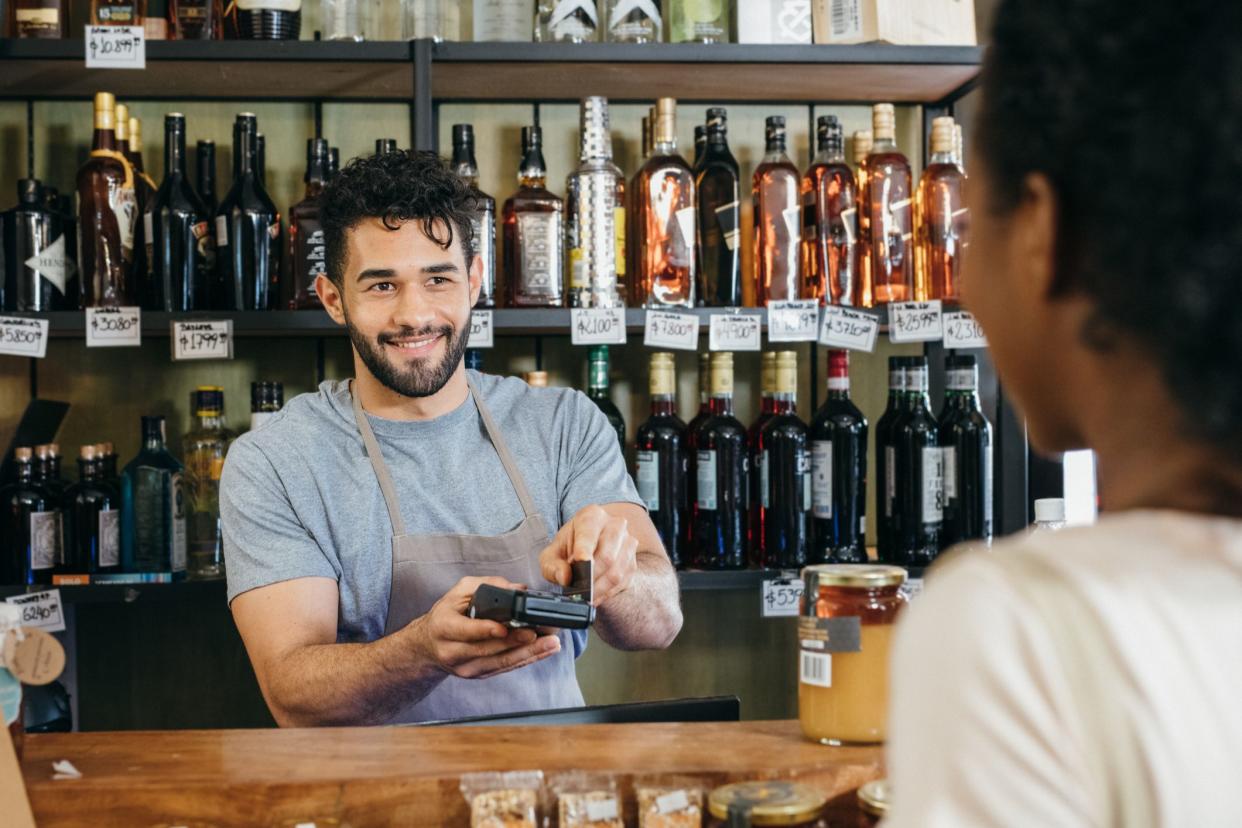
319 149 477 287
979 0 1242 459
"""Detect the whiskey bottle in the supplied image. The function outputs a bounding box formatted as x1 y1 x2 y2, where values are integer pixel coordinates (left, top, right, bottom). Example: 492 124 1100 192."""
473 0 533 40
636 352 688 567
938 355 992 548
587 345 627 459
375 138 399 156
852 129 873 307
77 92 138 308
215 113 280 310
892 357 942 566
625 111 652 292
196 140 217 214
605 0 660 42
150 113 214 311
753 116 802 305
503 126 565 307
249 381 284 430
121 415 187 574
536 0 599 41
692 125 706 168
874 356 905 563
746 351 776 562
757 351 809 570
120 109 158 292
565 96 626 308
863 104 914 304
327 147 340 179
1 447 60 586
236 0 301 38
801 115 858 306
809 349 868 563
633 97 696 308
667 0 728 43
691 351 748 570
184 387 230 580
287 137 329 310
91 0 142 24
916 116 968 302
3 178 72 311
11 0 67 36
169 0 221 38
450 125 497 309
65 445 121 575
695 107 741 307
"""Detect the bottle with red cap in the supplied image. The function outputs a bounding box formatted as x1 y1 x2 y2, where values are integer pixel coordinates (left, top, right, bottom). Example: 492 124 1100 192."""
809 349 869 563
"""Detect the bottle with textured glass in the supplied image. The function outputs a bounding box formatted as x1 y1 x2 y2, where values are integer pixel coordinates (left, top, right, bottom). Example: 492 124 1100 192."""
757 351 809 569
691 351 748 569
633 97 696 308
636 352 688 567
287 138 329 310
150 114 214 311
249 381 284 431
606 0 660 41
587 346 627 459
916 116 968 302
77 92 137 307
753 116 802 305
892 357 942 565
504 126 564 307
695 107 741 307
802 115 858 306
851 129 873 307
536 0 599 41
121 111 158 290
1 447 60 585
91 0 142 24
451 125 497 309
121 415 187 574
3 178 72 311
863 104 913 304
566 97 626 308
874 356 905 563
184 387 229 580
667 0 727 42
746 351 776 562
65 445 120 575
11 0 68 36
938 355 992 549
196 140 217 214
170 0 221 37
215 113 280 310
810 349 867 563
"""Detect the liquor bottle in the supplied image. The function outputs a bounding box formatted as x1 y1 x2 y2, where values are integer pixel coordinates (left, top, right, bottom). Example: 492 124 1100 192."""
938 355 992 548
77 92 138 308
1 447 60 586
374 138 399 155
606 0 660 42
150 114 214 312
255 133 267 188
473 0 533 40
236 0 301 38
954 123 965 166
403 0 461 40
120 110 158 292
892 357 942 566
451 125 496 309
91 0 142 24
196 140 218 214
746 351 776 561
695 107 741 307
65 445 120 575
633 97 696 308
802 115 858 306
3 178 72 311
863 103 913 305
565 96 626 308
852 129 873 307
916 116 967 302
756 351 809 569
692 125 706 168
327 147 340 179
34 443 67 505
99 441 122 494
809 349 868 563
536 0 599 41
11 0 68 36
145 0 168 37
503 126 565 307
287 138 329 310
874 355 905 563
121 415 187 574
636 352 688 567
587 346 627 459
667 0 727 42
690 351 748 569
465 349 484 371
753 115 802 305
215 113 280 311
184 387 230 580
625 111 651 291
524 370 549 387
169 0 221 38
249 381 284 430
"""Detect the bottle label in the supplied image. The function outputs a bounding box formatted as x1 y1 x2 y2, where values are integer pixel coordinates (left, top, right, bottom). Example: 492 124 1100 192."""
548 0 599 28
16 8 60 26
613 206 627 277
99 509 120 568
95 3 138 22
23 234 72 295
921 446 944 524
811 440 833 518
889 370 904 391
673 204 697 263
192 220 216 271
799 448 812 513
636 450 660 512
29 511 62 571
946 369 976 391
517 212 563 296
113 183 137 254
760 450 770 509
884 445 896 517
840 206 858 245
170 472 187 572
826 376 849 392
569 247 588 289
696 450 717 510
298 223 327 290
782 204 803 242
942 446 957 501
215 214 229 247
143 210 154 244
715 201 740 251
609 0 659 28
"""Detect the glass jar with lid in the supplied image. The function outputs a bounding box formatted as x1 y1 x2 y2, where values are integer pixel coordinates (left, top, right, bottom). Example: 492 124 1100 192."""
798 564 907 745
707 780 827 827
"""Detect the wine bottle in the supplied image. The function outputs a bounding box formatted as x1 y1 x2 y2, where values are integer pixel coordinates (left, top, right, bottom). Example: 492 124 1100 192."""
874 355 906 563
747 351 776 563
756 351 810 569
586 345 626 460
196 140 218 215
215 113 280 310
809 349 868 563
938 354 992 549
125 113 159 291
691 351 748 569
863 104 914 305
892 356 942 565
635 352 688 567
916 116 968 301
150 113 214 311
633 98 696 308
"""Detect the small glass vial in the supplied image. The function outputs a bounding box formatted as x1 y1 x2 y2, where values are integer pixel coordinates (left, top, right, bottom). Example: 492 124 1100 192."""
707 781 827 827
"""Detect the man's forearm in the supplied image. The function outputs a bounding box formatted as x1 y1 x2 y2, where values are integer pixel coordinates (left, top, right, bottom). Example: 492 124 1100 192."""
594 550 683 651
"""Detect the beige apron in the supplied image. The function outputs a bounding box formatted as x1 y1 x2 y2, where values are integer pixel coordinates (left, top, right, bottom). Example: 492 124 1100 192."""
350 377 585 724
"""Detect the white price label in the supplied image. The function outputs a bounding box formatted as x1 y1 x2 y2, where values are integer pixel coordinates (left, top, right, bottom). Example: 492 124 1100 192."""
84 25 146 69
644 310 700 351
469 310 494 349
942 310 988 349
0 316 49 358
889 300 944 343
708 313 761 351
5 590 66 634
761 576 805 618
171 320 233 361
570 307 626 346
901 578 925 602
86 306 141 347
766 299 820 342
818 305 880 352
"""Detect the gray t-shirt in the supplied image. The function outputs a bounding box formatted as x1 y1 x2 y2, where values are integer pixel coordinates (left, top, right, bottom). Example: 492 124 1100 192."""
220 371 643 651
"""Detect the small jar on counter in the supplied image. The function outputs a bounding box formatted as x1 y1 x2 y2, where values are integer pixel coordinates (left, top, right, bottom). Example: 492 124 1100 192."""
798 565 908 745
707 781 828 827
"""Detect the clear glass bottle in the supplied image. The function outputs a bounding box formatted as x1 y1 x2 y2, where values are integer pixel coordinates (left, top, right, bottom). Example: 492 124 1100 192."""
636 352 688 568
565 96 626 308
695 107 741 307
65 445 121 575
249 381 284 431
810 349 868 564
802 115 858 306
287 137 329 310
184 387 230 580
938 354 992 548
3 178 72 311
473 0 534 40
852 129 873 308
863 104 913 305
916 115 967 302
1 447 60 586
536 0 599 41
402 0 460 40
667 0 727 42
753 116 802 305
321 0 363 40
587 345 627 459
503 126 565 307
633 97 696 308
605 0 660 42
121 415 187 574
451 125 497 309
690 351 748 570
150 113 214 312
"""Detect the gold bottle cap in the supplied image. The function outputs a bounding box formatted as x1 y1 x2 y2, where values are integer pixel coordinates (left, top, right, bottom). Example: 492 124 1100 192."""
94 92 116 130
79 445 97 461
775 350 798 395
524 371 548 387
709 351 733 396
930 116 956 156
871 103 896 142
14 446 33 462
129 116 142 152
115 104 129 141
649 353 676 396
857 780 892 817
654 97 677 145
852 129 873 165
760 351 777 396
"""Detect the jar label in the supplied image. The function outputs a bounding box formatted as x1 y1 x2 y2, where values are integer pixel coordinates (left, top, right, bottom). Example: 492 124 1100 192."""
798 615 862 653
636 450 659 512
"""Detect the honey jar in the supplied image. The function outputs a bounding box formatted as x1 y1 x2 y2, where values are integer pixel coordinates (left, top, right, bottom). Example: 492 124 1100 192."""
707 780 827 827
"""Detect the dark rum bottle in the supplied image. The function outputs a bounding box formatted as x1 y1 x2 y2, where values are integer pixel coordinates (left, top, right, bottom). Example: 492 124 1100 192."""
65 445 121 575
215 113 280 310
586 345 626 460
633 97 696 308
892 357 942 566
287 138 329 310
810 349 868 563
1 447 60 586
874 355 906 563
150 113 214 311
757 351 810 570
636 352 689 567
451 125 497 309
747 351 776 563
863 104 913 305
938 355 992 549
695 107 741 307
753 116 802 305
802 115 858 306
691 351 748 569
503 126 565 307
77 92 138 307
916 116 968 302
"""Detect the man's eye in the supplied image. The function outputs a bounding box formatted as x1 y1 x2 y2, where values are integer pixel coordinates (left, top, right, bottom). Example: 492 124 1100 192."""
428 276 450 286
368 282 395 292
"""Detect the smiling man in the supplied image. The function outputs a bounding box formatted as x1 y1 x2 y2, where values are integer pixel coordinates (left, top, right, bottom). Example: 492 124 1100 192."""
220 150 682 727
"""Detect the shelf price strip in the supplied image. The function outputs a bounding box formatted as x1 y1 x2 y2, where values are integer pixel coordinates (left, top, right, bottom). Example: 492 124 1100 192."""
818 306 880 353
571 307 627 346
889 300 944 343
708 312 761 352
0 316 49 359
84 26 146 70
171 320 233 361
86 306 141 348
643 310 700 351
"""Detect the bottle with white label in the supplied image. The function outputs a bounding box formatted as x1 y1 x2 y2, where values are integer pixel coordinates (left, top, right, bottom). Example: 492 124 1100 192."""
249 381 284 432
535 0 600 41
874 356 907 563
287 138 329 311
121 415 187 574
695 107 742 307
753 116 802 304
1 446 61 585
504 126 565 307
2 177 71 311
65 444 121 574
810 349 868 564
937 354 992 549
756 351 810 569
746 351 777 563
690 351 748 569
632 97 696 308
892 357 942 566
635 352 689 567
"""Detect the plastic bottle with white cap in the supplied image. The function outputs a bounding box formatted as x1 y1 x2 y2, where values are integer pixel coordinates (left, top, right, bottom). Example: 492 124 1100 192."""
1030 498 1067 533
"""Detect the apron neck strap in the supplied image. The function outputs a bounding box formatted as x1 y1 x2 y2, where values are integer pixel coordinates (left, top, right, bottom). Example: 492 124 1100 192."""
465 375 540 520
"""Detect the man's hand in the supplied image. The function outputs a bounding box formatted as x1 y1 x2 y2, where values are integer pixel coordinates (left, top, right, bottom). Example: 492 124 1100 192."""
539 504 639 607
409 576 561 680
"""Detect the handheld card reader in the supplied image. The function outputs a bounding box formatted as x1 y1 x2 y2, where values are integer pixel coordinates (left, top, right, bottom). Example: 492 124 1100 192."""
467 560 596 630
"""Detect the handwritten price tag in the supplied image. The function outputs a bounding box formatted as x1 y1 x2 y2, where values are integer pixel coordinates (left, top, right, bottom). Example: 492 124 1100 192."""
761 575 806 618
0 315 49 358
469 310 494 349
709 313 761 352
86 306 141 348
644 310 700 351
4 590 66 634
171 320 233 361
942 310 988 349
889 300 944 343
84 25 146 70
767 299 820 342
819 305 880 352
570 307 626 346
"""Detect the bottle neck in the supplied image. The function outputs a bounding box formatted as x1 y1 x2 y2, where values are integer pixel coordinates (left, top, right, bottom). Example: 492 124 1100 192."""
759 394 775 415
196 412 225 431
92 127 117 153
708 394 734 416
772 392 796 415
142 422 166 451
815 142 846 165
654 137 677 155
235 130 254 177
165 127 186 178
452 141 479 180
15 460 33 484
827 376 851 399
873 135 897 153
518 148 547 188
198 153 215 198
930 150 956 166
764 137 788 160
650 395 676 416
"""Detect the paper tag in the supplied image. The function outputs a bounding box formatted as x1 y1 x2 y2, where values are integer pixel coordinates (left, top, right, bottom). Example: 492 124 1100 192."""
469 310 494 349
655 789 691 814
901 577 925 602
767 299 820 342
215 214 229 246
818 305 880 352
570 307 626 345
889 300 944 343
586 797 620 821
84 25 145 69
708 313 761 352
942 310 988 349
171 320 233 361
86 306 141 348
761 576 805 618
0 316 49 358
4 590 66 633
644 311 699 351
3 628 65 686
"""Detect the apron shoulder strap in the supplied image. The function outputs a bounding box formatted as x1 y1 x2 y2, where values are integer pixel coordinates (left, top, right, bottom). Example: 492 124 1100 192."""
349 380 409 537
467 375 540 521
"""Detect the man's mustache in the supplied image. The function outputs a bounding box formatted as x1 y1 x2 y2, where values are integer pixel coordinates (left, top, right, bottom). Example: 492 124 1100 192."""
376 325 454 345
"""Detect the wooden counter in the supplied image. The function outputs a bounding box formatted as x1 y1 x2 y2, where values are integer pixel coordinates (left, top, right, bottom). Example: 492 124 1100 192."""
20 720 884 827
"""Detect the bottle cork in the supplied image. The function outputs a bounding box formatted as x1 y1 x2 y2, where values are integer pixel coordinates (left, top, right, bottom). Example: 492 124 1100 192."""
115 104 129 141
654 98 677 146
775 351 798 395
94 92 116 130
649 352 676 396
871 103 896 142
930 116 956 156
709 351 734 396
760 351 777 396
852 130 873 166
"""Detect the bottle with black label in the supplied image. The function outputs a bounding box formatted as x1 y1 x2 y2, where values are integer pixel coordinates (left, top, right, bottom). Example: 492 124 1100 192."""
810 349 868 564
215 113 280 310
757 351 810 570
451 125 496 309
938 354 993 548
121 415 187 574
65 445 121 575
3 178 72 311
1 446 60 586
504 126 564 307
151 113 214 311
287 138 329 310
874 356 907 563
690 351 748 569
249 381 284 431
635 352 688 567
892 356 942 565
695 107 741 307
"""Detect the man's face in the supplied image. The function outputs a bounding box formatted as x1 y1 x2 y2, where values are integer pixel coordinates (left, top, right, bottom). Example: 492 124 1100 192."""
318 217 481 398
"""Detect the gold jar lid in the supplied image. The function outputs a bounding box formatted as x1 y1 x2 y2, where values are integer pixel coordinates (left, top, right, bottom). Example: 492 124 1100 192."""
857 779 891 817
802 564 906 588
708 781 827 825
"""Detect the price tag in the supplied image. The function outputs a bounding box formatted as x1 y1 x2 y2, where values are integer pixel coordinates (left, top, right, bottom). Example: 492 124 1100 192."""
818 305 880 352
469 310 494 349
86 306 141 347
942 310 988 349
708 313 761 352
644 310 700 351
889 300 944 343
171 320 233 361
900 578 925 602
766 299 820 342
0 316 49 358
4 590 65 634
761 575 805 618
84 25 146 70
570 307 626 346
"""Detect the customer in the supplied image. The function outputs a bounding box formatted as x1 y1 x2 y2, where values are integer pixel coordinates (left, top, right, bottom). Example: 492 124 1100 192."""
884 1 1242 824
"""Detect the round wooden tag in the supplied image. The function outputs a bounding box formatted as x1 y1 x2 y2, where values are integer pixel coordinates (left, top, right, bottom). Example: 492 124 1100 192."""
3 628 66 686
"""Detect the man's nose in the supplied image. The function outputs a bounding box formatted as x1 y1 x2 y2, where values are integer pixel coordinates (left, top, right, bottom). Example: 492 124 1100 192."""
391 285 437 331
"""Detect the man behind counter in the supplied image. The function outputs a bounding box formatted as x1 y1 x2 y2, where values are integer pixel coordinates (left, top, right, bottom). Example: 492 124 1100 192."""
220 151 682 727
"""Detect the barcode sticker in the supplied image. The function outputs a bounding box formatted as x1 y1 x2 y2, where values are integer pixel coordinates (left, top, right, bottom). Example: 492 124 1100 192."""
800 651 832 687
469 310 494 349
828 0 862 40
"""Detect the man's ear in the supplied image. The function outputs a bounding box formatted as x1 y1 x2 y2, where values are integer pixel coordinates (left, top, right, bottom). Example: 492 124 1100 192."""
317 275 346 325
467 252 483 307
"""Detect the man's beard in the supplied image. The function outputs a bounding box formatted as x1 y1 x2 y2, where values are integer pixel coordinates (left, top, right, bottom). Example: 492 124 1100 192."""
345 312 470 399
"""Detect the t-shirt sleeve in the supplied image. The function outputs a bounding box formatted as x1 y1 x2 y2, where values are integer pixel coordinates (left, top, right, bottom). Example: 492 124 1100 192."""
557 391 644 523
220 437 339 604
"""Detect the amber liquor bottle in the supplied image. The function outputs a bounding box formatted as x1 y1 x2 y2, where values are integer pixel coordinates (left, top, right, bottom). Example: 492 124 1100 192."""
91 0 143 24
863 104 914 304
802 115 858 306
124 113 160 291
10 0 68 36
150 113 214 311
287 138 329 310
633 97 696 308
810 349 868 563
636 352 689 568
169 0 221 37
852 129 873 307
753 116 802 305
77 92 138 308
690 351 748 570
695 107 741 307
504 126 565 307
916 116 968 302
215 113 280 310
451 125 496 308
746 351 776 563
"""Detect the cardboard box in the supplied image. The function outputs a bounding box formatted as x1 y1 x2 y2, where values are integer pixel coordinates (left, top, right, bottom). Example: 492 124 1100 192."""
813 0 977 46
739 0 815 44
